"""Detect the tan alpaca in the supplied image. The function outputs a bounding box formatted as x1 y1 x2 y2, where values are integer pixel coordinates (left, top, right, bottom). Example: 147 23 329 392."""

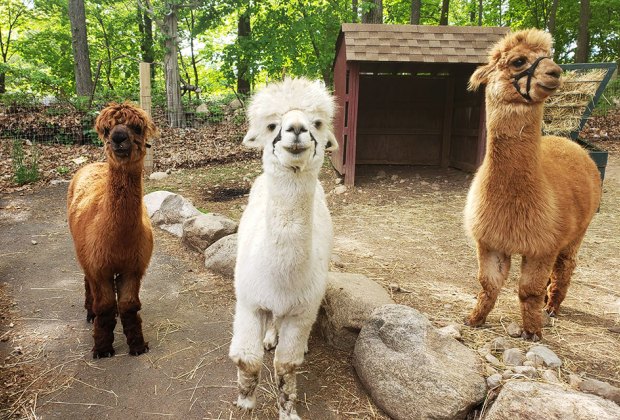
463 29 602 341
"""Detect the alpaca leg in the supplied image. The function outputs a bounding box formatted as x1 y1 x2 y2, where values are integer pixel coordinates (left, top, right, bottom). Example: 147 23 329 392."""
229 304 267 410
466 245 511 327
274 316 314 420
84 276 95 323
91 274 117 358
116 273 149 356
263 312 279 351
545 240 580 316
519 254 556 341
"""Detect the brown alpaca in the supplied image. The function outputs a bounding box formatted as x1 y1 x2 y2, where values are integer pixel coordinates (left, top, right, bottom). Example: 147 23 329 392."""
67 102 157 358
463 29 602 341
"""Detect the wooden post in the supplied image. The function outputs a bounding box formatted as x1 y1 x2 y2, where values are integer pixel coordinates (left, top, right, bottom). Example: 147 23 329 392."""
140 62 154 174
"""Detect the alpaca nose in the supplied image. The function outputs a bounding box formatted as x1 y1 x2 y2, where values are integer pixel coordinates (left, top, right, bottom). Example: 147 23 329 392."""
286 124 308 137
111 131 128 144
546 64 562 79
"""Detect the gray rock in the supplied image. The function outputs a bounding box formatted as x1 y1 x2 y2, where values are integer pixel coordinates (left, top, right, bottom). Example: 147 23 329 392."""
182 213 238 253
485 353 502 369
577 377 620 404
512 365 538 379
489 337 511 352
487 373 502 389
144 190 176 218
506 321 522 337
318 272 394 351
334 185 347 195
541 369 560 384
204 234 237 278
527 345 562 368
525 351 545 367
354 304 486 420
437 324 462 341
149 193 201 237
502 348 525 366
149 171 169 181
502 370 514 380
484 381 620 420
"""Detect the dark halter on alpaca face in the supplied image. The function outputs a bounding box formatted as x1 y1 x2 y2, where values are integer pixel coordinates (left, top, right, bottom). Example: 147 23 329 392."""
511 56 552 101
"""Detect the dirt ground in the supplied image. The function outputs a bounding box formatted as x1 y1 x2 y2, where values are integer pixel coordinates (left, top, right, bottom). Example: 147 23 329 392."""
1 150 619 419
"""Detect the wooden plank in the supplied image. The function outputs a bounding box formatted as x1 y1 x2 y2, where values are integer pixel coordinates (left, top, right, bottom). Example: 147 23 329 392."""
344 62 360 186
139 62 153 174
441 77 455 168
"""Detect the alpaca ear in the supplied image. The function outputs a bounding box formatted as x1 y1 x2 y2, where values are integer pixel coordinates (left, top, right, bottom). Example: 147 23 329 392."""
325 131 338 152
468 63 494 92
242 129 264 149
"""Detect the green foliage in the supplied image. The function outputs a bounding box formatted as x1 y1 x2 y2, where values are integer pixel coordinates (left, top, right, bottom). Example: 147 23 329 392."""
12 140 40 185
1 0 618 111
56 165 70 175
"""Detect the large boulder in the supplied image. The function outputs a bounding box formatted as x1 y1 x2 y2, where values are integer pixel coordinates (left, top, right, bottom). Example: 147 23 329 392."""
204 234 237 278
484 381 620 420
148 192 201 237
144 190 176 218
318 272 394 351
354 304 487 420
182 213 238 253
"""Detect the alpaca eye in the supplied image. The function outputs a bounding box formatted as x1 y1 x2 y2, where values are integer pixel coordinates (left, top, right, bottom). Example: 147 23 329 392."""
130 125 143 135
267 123 277 131
313 120 323 129
103 128 110 136
512 57 526 67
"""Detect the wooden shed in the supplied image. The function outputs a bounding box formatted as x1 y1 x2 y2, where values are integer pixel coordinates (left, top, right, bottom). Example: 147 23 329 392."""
332 24 509 185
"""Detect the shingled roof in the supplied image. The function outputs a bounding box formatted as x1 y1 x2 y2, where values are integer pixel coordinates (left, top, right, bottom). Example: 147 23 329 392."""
338 23 509 64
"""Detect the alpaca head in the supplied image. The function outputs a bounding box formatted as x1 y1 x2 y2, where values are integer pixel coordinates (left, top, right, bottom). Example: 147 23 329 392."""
242 77 338 174
468 29 563 105
95 102 157 166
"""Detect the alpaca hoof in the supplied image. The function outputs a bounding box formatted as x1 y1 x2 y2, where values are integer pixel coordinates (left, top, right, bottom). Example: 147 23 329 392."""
129 342 149 356
86 313 95 323
521 331 541 342
544 305 558 317
464 316 485 328
279 405 301 420
93 348 115 359
235 394 256 410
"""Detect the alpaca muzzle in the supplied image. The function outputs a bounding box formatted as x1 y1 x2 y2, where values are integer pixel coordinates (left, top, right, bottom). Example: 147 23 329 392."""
512 56 552 101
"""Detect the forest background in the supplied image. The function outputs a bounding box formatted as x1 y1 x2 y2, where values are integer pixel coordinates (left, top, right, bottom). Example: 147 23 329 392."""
0 0 618 124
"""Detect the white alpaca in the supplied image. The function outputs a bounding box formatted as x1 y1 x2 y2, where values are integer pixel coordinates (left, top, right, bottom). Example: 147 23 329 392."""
228 77 338 420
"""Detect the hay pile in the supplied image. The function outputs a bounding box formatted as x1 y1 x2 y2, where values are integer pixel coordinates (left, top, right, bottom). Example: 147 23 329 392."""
543 68 608 137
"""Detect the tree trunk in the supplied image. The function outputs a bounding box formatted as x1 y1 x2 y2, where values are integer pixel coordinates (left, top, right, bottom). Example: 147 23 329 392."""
439 0 450 25
163 5 185 127
0 73 5 94
411 0 421 24
237 5 251 95
189 10 200 100
362 0 382 24
575 0 590 62
547 0 558 36
352 0 358 22
478 0 483 25
68 0 94 97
